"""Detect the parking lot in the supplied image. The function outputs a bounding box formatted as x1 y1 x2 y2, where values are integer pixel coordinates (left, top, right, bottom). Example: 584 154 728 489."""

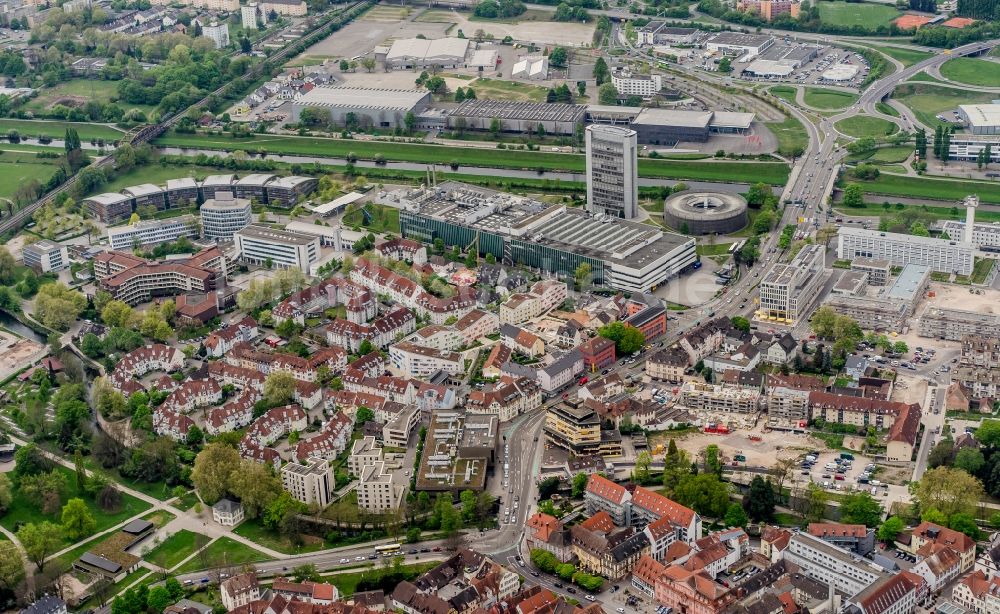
734 44 869 88
794 450 890 497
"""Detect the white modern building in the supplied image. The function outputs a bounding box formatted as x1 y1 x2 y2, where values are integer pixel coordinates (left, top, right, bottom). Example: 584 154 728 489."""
356 461 407 512
383 37 470 69
235 224 320 272
241 2 260 29
388 342 464 378
203 21 230 49
280 457 335 506
22 240 69 273
837 227 975 276
611 69 663 99
782 532 887 597
704 32 774 57
959 104 1000 136
758 243 826 324
201 193 252 241
586 124 638 220
290 87 432 129
107 215 200 250
511 56 548 80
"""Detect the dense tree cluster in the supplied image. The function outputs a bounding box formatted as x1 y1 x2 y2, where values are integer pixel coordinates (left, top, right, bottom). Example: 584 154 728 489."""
473 0 526 18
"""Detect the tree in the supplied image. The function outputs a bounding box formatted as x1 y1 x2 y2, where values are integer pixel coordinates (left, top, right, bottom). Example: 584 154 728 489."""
633 451 652 483
672 473 730 518
662 440 692 494
744 475 775 522
34 283 87 330
228 460 282 519
356 406 375 425
264 371 296 406
0 473 11 513
927 438 954 468
549 47 568 67
62 497 97 540
538 476 561 500
730 316 751 333
573 262 591 290
358 340 374 356
598 321 645 355
810 306 839 340
18 521 62 571
949 512 980 539
14 442 51 478
840 492 883 527
530 548 558 573
572 473 589 498
597 82 619 105
593 57 609 84
724 502 748 528
913 466 984 518
361 57 377 72
877 516 905 542
977 419 1000 448
0 247 15 284
803 482 829 522
74 449 87 493
0 541 24 592
191 442 240 504
955 448 985 475
147 586 173 613
841 183 865 208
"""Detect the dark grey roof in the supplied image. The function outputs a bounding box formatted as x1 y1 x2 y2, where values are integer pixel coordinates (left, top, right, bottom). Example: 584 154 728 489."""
78 552 122 574
20 596 66 614
213 499 241 513
121 518 154 535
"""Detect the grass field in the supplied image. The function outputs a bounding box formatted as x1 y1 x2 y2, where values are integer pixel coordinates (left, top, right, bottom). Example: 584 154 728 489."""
817 1 900 27
321 562 439 597
142 510 177 529
154 132 791 184
0 118 125 142
467 78 549 102
696 242 734 256
802 88 858 111
146 530 211 570
850 174 1000 206
835 115 898 138
848 145 912 164
20 79 157 117
0 157 61 200
939 57 1000 88
232 518 330 555
469 7 555 22
907 71 944 83
0 466 152 547
98 164 223 195
892 82 996 128
869 45 933 67
769 85 797 105
767 116 809 158
175 537 268 573
342 202 400 233
875 102 900 117
359 5 411 20
414 8 458 21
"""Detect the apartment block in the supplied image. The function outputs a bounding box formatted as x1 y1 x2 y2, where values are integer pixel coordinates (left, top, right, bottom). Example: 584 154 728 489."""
280 456 335 506
758 243 825 324
388 341 463 378
838 227 974 276
356 461 406 513
679 381 760 414
807 523 875 556
919 306 1000 341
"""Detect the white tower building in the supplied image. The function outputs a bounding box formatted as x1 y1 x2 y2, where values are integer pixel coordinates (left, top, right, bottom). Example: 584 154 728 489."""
585 124 638 220
964 194 979 244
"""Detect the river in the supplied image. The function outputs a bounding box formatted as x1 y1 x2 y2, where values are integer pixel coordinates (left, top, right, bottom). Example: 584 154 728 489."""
0 310 48 344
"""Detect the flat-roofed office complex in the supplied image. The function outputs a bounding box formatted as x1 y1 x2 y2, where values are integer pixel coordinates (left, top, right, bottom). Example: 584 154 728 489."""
22 240 68 273
201 193 252 241
235 224 320 273
783 532 887 597
959 104 1000 135
758 243 825 324
107 216 200 250
837 227 975 276
447 100 586 135
586 124 638 220
399 181 695 294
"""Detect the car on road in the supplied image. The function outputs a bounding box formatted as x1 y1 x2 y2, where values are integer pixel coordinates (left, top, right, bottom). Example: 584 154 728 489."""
585 595 597 602
355 556 365 561
567 587 577 594
554 582 564 588
617 609 626 613
531 571 540 577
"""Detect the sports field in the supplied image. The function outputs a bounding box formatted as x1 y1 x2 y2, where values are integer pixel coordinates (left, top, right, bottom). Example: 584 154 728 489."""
869 45 932 67
154 132 790 184
802 88 858 111
817 1 900 27
835 115 898 138
892 83 996 128
939 57 1000 88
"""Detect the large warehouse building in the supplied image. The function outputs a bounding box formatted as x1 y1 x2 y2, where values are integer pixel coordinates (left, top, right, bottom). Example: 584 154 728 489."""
587 107 754 145
383 37 471 69
447 100 586 135
291 87 432 129
959 104 1000 136
398 181 695 293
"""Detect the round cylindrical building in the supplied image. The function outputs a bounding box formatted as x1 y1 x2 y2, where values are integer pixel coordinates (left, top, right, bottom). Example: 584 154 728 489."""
663 192 748 235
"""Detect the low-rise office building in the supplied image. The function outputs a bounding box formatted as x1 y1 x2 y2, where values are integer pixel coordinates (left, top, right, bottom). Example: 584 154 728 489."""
758 243 825 324
107 215 200 250
782 532 887 597
235 224 320 272
22 240 68 273
838 227 975 276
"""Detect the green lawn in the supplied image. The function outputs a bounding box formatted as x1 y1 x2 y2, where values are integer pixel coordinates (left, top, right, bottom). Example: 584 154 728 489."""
0 465 152 547
154 132 790 184
145 530 211 570
892 83 996 129
869 45 933 67
939 57 1000 88
20 79 157 118
846 177 1000 210
773 512 801 526
0 118 125 142
835 115 898 138
803 88 858 111
142 510 177 529
769 85 797 105
320 562 439 597
466 78 550 102
175 537 268 573
817 1 900 27
767 116 810 159
0 158 61 200
971 257 995 284
98 164 224 196
907 71 944 84
875 102 900 118
696 242 734 255
849 146 912 164
232 518 330 555
174 492 201 511
342 202 400 234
